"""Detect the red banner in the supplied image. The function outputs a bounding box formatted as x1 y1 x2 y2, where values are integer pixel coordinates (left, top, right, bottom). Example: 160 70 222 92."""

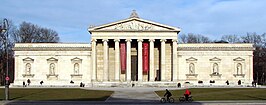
143 43 149 75
120 43 126 74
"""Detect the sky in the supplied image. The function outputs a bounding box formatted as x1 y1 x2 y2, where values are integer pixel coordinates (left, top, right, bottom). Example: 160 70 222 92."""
1 0 266 43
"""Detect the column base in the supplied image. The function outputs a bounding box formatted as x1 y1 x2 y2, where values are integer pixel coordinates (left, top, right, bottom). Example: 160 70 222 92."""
149 80 154 82
91 79 97 82
114 79 120 82
172 79 178 82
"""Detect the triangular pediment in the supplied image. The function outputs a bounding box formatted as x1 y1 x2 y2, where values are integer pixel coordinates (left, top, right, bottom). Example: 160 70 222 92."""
209 57 221 61
89 18 180 32
186 57 198 61
233 57 245 61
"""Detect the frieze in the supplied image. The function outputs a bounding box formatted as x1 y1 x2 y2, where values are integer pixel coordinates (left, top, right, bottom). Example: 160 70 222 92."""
177 47 254 51
178 52 252 56
13 47 91 51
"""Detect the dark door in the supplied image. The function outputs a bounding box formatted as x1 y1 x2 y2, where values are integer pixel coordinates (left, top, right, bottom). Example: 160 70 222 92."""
131 55 137 81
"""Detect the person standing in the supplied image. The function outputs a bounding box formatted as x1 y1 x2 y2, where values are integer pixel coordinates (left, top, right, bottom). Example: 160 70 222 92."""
23 81 26 87
226 80 229 85
27 79 31 86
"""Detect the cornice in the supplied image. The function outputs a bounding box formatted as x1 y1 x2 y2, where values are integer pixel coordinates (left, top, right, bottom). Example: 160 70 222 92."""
13 47 91 51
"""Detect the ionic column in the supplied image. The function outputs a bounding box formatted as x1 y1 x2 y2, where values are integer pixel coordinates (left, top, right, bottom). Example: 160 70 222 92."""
160 39 166 81
103 39 109 81
172 39 178 81
137 39 143 82
126 39 132 82
114 39 120 81
91 39 97 81
149 39 155 81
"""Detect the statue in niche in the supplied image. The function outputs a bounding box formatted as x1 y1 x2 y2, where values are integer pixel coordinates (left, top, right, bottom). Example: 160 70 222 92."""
237 63 242 74
25 63 31 74
74 63 79 74
189 63 195 74
213 63 219 75
49 63 55 75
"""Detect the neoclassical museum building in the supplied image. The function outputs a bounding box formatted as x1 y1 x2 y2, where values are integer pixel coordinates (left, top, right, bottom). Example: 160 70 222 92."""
12 11 254 87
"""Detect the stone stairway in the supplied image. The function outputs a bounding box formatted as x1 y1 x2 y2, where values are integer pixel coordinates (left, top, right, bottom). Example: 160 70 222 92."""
105 88 161 102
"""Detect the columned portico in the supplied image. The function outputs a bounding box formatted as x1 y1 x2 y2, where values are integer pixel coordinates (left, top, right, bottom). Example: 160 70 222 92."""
88 11 184 86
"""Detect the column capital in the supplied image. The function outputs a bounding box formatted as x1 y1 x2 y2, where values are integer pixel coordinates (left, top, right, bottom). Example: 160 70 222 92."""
172 39 178 42
91 39 97 42
126 39 132 42
114 39 120 42
137 39 143 42
149 39 155 42
160 39 166 42
102 39 109 42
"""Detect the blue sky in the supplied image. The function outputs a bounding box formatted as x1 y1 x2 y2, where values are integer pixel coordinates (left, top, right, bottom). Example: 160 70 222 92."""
1 0 266 43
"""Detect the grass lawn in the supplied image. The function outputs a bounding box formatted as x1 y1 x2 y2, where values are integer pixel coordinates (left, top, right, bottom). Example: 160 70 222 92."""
156 88 266 101
0 88 113 101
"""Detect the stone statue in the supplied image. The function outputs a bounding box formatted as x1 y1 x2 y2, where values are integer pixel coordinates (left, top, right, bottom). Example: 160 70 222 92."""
213 63 219 75
74 63 79 74
26 63 31 74
189 63 195 74
237 63 242 74
50 63 55 75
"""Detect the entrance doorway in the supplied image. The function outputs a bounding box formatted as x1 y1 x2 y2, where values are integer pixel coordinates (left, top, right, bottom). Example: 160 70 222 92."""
131 55 137 81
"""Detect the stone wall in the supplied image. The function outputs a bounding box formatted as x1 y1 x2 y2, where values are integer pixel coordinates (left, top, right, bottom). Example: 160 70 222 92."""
96 42 104 81
177 43 254 85
13 43 91 86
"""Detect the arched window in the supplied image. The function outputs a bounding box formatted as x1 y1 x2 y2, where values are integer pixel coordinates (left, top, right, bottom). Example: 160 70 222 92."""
74 63 79 74
49 63 55 75
237 63 242 74
25 63 31 74
189 63 195 74
213 63 219 74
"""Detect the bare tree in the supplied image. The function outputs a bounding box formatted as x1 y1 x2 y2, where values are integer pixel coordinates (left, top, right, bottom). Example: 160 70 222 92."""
241 32 262 46
241 32 266 85
178 34 188 43
0 20 60 85
11 21 59 43
221 34 240 43
179 33 211 43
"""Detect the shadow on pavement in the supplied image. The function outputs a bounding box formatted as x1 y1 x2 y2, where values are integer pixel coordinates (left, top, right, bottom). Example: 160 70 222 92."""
4 97 203 105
